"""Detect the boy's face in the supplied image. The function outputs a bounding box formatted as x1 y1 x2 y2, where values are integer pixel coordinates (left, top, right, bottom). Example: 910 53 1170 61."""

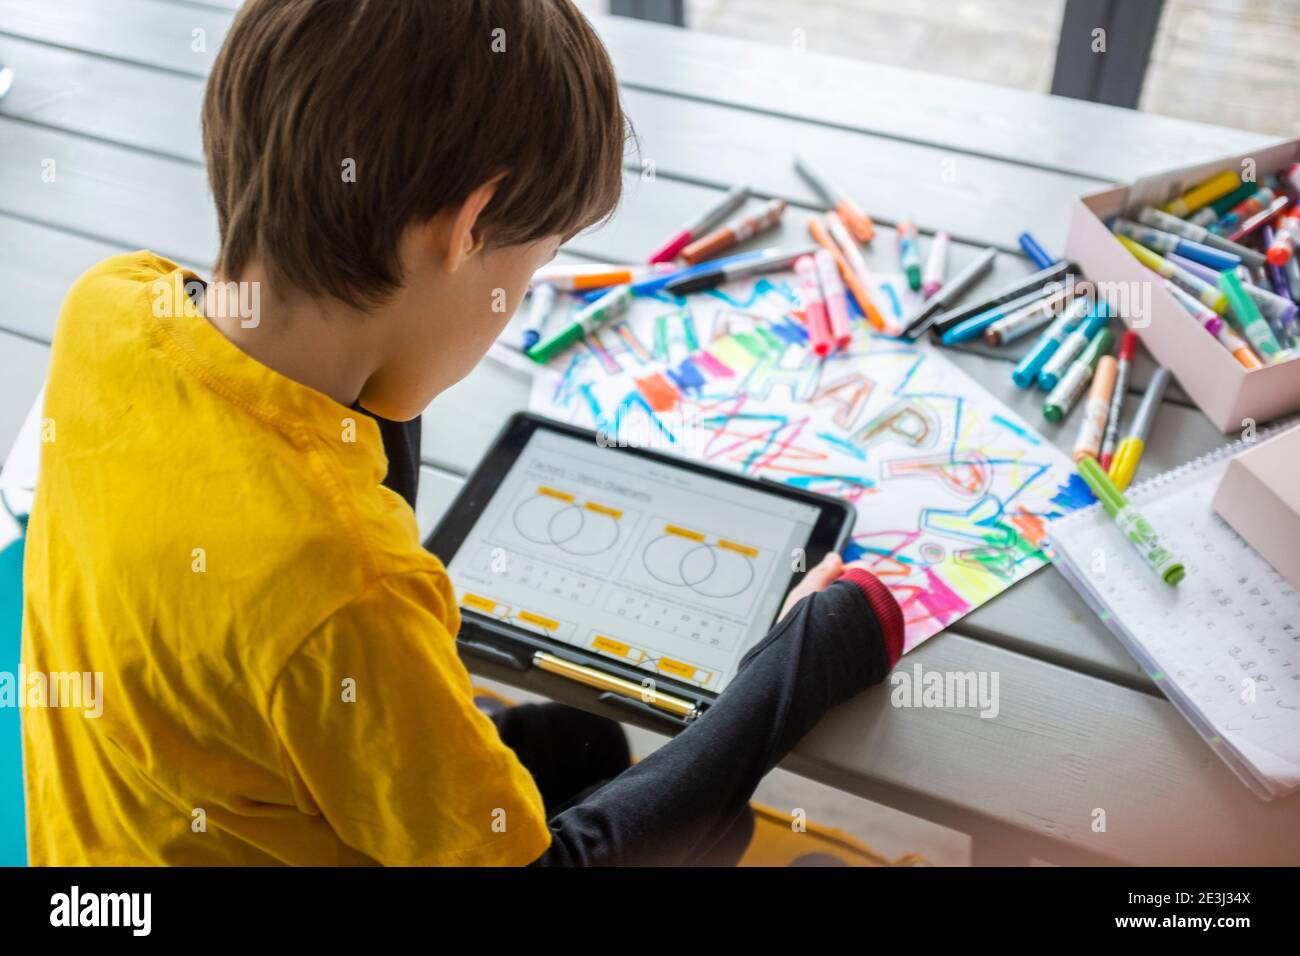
359 232 562 423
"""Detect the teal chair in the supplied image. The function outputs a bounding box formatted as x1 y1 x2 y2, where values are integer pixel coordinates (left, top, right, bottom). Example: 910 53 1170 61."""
0 521 26 866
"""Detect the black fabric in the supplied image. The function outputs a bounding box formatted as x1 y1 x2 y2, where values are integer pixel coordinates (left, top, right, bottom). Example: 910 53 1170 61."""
530 579 891 866
363 408 422 509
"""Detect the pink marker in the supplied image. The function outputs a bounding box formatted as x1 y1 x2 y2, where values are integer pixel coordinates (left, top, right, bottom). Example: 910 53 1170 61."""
648 184 750 263
795 255 833 357
922 230 950 300
813 249 852 349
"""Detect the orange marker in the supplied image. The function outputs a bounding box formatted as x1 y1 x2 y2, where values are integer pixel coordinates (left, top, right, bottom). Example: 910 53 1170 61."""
681 199 786 265
1072 355 1117 463
795 154 876 243
808 216 893 334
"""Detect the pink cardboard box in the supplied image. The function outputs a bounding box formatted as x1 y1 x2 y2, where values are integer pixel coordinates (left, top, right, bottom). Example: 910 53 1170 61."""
1212 425 1300 591
1064 139 1300 433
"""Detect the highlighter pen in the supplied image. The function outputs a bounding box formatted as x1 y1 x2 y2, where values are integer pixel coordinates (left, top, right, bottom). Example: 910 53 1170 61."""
1012 300 1089 389
1167 252 1298 334
1110 218 1240 272
648 184 751 263
1108 366 1171 491
1115 235 1228 314
1073 354 1118 461
794 154 875 242
525 283 634 364
1136 206 1265 270
897 219 922 291
1043 327 1113 423
681 198 787 265
814 215 892 333
1017 231 1056 269
814 248 853 349
1161 169 1241 218
929 260 1074 340
1218 270 1283 363
898 246 998 341
521 283 558 352
1164 280 1262 369
796 255 834 357
1076 457 1185 586
941 287 1056 345
1038 304 1111 391
1098 330 1137 470
985 288 1083 346
921 230 950 299
664 246 813 296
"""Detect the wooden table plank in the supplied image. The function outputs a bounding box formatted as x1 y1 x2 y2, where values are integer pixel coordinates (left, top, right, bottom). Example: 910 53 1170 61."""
0 34 1101 254
593 13 1279 183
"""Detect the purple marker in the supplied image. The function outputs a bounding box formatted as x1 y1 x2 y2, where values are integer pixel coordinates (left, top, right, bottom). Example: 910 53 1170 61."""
1168 251 1298 335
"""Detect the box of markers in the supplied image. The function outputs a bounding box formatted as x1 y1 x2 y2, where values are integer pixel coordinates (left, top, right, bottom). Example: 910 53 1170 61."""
1064 137 1300 432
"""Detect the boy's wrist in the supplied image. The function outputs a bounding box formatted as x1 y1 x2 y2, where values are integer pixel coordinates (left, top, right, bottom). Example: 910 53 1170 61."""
836 568 904 669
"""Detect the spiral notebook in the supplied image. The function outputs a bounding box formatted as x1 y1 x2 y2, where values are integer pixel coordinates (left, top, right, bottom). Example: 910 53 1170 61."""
1047 428 1300 801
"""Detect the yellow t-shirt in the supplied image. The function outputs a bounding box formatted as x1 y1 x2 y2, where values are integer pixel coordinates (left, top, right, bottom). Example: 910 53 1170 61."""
21 252 550 866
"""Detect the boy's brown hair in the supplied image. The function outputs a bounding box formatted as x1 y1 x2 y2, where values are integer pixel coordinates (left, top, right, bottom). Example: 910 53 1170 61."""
203 0 627 308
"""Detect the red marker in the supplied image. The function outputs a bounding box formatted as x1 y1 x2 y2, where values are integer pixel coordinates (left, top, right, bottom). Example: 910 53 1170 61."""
1266 212 1300 267
648 185 750 263
796 255 833 357
1098 330 1137 471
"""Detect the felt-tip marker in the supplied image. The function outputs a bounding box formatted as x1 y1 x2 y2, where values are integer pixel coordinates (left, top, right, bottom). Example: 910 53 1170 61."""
1012 300 1089 389
664 247 813 296
525 283 634 364
1108 366 1171 491
648 184 751 264
794 154 876 242
1043 326 1113 423
1098 330 1137 470
1017 231 1056 269
1037 303 1111 391
1076 456 1185 586
928 260 1074 340
898 246 998 341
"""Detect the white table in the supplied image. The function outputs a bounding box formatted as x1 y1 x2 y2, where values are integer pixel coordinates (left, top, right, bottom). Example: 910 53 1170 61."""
2 0 1298 865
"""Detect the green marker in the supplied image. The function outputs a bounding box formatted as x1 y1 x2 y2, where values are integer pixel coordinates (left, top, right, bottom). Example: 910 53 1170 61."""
525 283 634 364
1043 326 1113 423
1076 456 1185 585
1217 270 1281 363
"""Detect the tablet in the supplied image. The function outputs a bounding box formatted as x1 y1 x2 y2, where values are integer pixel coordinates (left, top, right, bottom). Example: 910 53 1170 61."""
430 413 855 718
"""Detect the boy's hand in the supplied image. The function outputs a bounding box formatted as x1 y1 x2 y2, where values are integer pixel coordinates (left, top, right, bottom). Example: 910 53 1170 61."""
779 552 877 621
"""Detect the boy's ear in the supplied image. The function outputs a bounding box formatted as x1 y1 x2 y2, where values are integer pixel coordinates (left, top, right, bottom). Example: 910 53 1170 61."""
444 173 507 271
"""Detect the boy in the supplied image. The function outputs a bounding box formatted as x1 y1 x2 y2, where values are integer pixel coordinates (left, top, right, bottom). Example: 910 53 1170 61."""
22 0 901 866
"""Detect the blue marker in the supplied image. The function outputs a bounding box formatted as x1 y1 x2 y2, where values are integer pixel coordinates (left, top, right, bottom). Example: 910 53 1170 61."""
941 287 1058 345
1036 303 1111 391
1011 298 1093 388
1018 231 1056 269
1110 218 1240 272
578 248 769 302
522 283 557 352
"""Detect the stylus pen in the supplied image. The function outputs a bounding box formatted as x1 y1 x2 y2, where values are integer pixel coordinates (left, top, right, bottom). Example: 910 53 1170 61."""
665 247 815 296
534 651 699 721
898 246 998 340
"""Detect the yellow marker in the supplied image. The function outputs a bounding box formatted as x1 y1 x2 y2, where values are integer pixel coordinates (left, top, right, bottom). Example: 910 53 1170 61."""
1108 367 1171 491
1161 170 1240 218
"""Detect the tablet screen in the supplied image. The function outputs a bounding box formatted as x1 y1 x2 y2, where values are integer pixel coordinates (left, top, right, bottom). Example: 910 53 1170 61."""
443 428 823 693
